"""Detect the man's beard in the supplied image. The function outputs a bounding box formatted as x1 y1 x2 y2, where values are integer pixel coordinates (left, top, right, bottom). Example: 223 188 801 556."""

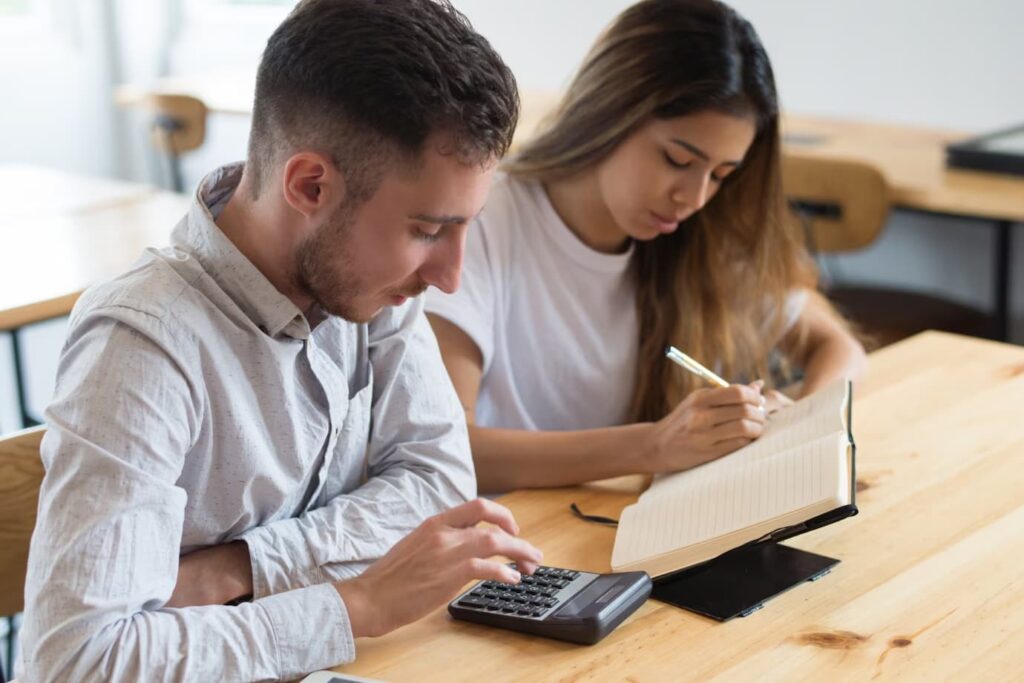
293 206 367 322
292 208 429 323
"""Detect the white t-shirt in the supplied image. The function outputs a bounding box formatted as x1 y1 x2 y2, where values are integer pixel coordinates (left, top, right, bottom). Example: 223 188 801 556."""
426 173 808 432
426 173 639 431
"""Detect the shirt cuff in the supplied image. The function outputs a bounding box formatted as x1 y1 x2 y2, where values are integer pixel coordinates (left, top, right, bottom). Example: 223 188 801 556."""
242 526 327 599
257 582 356 678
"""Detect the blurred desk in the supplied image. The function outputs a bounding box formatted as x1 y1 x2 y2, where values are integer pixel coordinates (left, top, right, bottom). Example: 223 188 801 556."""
784 116 1024 340
117 75 1024 218
335 331 1024 682
783 115 1024 222
0 165 189 424
0 165 157 221
117 76 1023 337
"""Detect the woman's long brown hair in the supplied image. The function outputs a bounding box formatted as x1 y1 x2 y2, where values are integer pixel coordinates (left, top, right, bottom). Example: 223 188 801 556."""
504 0 819 421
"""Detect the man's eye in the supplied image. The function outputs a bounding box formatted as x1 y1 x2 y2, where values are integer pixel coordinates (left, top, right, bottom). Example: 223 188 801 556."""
415 227 442 242
663 151 692 170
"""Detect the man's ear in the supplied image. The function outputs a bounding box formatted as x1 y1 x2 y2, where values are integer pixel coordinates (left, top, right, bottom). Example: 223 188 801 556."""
280 152 346 219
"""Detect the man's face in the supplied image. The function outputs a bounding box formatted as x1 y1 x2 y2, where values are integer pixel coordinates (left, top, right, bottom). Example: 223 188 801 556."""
293 146 495 323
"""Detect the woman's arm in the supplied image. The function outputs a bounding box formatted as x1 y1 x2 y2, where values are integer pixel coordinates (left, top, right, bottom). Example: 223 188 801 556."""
429 314 766 492
781 290 868 398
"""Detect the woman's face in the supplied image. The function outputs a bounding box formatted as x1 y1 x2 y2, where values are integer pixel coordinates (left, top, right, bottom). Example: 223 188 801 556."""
594 110 757 241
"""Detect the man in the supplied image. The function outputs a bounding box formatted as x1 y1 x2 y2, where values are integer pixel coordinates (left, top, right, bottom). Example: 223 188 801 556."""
19 1 542 680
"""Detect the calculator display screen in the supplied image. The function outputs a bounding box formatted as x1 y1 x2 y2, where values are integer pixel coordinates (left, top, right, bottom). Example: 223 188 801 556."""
556 578 613 617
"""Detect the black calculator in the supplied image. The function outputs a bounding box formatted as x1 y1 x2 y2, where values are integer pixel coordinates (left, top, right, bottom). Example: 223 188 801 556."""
448 565 651 644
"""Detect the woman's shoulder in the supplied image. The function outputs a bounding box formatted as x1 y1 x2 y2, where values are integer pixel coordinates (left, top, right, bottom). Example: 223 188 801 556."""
478 172 549 230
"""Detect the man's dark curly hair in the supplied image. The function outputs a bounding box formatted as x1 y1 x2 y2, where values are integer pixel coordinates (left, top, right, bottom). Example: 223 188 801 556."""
247 0 519 201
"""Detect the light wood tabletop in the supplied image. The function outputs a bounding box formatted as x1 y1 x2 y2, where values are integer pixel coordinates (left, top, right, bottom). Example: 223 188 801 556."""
334 331 1024 682
782 115 1024 223
0 168 189 331
0 164 158 221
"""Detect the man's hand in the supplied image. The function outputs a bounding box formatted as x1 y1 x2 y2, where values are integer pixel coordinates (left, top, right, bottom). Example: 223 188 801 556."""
642 382 767 473
334 498 542 638
167 541 254 608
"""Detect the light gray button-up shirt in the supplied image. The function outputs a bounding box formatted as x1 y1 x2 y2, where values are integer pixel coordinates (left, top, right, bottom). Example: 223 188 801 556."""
19 164 475 682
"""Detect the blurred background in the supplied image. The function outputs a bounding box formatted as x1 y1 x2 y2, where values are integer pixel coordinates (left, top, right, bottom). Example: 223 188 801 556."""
1 0 1022 431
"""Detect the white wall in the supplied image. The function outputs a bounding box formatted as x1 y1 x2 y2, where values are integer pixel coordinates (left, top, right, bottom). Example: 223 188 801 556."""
458 0 1024 131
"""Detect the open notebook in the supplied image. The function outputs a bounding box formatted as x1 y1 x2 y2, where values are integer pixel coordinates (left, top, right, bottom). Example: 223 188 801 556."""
611 378 855 578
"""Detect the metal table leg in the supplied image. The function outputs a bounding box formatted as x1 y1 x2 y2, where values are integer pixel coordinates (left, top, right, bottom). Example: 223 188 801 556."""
994 220 1013 342
10 329 40 428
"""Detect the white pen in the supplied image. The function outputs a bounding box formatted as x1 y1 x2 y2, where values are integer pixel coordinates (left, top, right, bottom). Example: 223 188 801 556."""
664 346 729 388
665 346 768 414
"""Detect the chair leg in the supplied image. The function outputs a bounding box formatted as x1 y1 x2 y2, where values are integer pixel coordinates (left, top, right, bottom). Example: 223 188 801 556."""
169 154 185 195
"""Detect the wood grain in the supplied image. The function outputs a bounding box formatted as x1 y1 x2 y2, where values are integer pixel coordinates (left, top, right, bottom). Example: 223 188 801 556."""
333 331 1024 682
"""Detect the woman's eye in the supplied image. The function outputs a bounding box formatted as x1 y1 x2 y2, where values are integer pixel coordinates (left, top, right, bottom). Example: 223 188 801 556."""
663 151 692 170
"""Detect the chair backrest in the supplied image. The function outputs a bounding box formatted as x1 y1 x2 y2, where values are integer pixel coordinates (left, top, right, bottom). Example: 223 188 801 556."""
0 426 45 617
145 93 208 156
782 154 891 252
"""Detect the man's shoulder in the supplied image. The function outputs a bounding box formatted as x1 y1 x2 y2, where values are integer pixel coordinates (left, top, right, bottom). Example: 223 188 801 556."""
71 246 203 337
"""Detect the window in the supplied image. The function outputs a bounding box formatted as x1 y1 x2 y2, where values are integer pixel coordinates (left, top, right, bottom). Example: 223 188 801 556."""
0 0 30 16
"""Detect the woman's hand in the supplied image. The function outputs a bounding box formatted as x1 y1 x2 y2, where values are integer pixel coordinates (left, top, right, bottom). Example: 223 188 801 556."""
763 388 794 414
642 383 767 473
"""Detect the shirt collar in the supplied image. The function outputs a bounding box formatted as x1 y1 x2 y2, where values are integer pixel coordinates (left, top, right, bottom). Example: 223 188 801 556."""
171 162 311 340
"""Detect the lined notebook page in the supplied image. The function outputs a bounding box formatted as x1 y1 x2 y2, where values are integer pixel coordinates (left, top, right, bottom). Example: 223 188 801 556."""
612 378 851 571
614 431 847 568
641 378 849 506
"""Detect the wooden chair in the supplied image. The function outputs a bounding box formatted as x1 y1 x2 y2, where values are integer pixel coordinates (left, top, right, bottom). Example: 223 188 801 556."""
144 94 208 193
0 426 45 683
783 154 997 349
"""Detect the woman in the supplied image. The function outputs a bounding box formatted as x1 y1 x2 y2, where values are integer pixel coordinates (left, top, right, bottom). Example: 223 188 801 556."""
426 0 866 492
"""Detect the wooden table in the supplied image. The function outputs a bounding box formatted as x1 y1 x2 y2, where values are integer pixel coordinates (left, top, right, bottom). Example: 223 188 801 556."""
0 165 190 424
333 331 1024 681
783 116 1024 341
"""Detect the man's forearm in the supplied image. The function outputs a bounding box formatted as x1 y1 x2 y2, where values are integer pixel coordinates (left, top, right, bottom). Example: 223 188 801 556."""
168 541 254 608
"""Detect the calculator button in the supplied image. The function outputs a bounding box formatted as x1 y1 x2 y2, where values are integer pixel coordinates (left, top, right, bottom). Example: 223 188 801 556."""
458 596 490 609
517 607 533 615
520 575 535 584
532 607 548 617
500 605 517 613
565 571 580 580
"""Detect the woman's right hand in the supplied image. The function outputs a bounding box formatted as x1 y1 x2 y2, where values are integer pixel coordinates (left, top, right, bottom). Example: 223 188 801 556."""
643 383 767 473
